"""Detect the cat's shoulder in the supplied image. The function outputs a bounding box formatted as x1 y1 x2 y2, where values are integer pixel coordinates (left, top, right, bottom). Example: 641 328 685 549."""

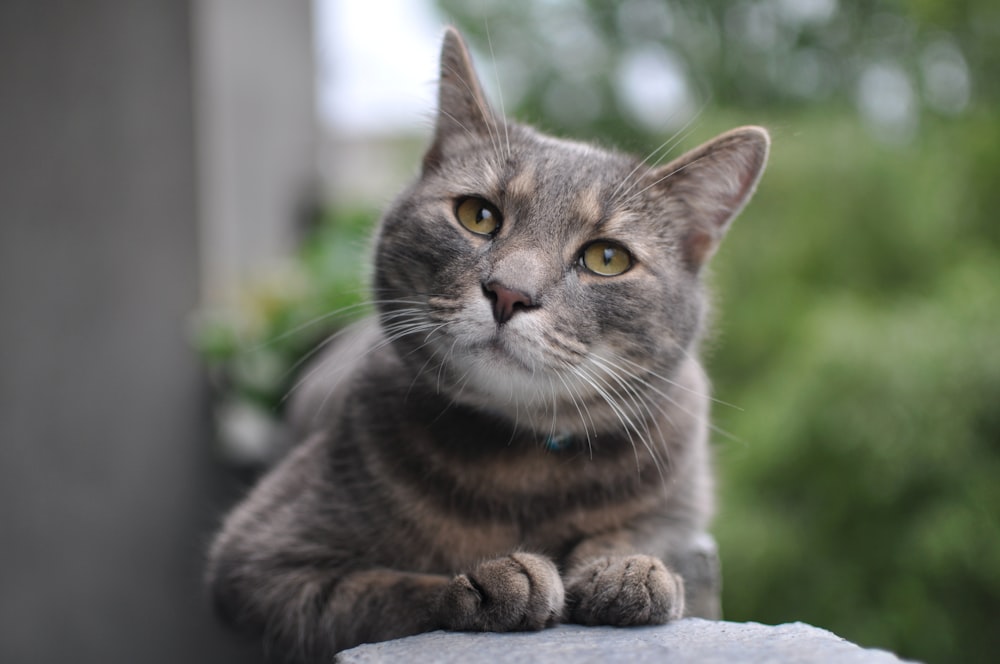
286 316 394 438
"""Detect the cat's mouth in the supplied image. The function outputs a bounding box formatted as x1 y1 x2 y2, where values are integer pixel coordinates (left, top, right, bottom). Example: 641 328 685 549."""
442 322 544 381
431 298 557 383
484 330 535 370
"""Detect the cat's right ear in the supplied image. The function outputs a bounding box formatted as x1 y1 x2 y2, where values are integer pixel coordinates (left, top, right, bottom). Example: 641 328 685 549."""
423 27 499 173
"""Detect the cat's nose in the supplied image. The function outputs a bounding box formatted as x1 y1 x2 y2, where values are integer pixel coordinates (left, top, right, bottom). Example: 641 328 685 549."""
482 281 536 325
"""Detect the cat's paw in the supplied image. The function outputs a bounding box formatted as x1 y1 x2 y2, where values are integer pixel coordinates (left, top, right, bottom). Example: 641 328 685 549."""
565 554 685 626
438 553 564 632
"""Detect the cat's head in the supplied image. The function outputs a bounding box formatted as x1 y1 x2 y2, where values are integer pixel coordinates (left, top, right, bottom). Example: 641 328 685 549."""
373 28 768 435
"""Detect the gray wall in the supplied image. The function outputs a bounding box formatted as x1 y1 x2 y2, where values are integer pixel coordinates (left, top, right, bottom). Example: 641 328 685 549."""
0 1 314 661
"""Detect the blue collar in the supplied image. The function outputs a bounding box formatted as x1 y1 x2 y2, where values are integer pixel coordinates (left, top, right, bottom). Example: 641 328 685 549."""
544 431 573 451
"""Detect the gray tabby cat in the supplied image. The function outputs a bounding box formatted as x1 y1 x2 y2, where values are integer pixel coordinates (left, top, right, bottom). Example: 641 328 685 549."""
207 27 768 661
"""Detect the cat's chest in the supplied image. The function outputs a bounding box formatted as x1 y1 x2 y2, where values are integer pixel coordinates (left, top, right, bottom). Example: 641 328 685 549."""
354 374 674 570
403 477 663 573
370 436 667 571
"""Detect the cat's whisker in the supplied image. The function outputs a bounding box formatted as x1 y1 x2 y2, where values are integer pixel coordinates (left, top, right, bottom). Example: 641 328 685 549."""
375 301 432 313
646 117 701 172
592 353 685 416
442 61 505 170
275 324 367 403
612 99 709 205
595 355 700 441
437 362 477 422
612 352 743 411
505 374 523 448
545 371 559 451
581 360 668 482
568 363 645 476
279 311 433 407
304 319 444 417
304 316 442 419
407 344 445 401
606 352 744 443
622 152 714 207
608 350 737 430
610 131 687 204
381 324 445 352
249 307 364 352
602 361 677 477
302 312 429 377
434 336 460 395
553 366 596 457
438 107 481 146
484 22 511 162
610 105 705 201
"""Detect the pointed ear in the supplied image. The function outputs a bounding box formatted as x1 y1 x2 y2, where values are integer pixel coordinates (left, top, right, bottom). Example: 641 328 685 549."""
423 27 498 172
649 126 770 271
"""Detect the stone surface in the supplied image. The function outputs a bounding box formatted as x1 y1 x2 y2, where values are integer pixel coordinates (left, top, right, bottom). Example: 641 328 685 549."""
336 619 914 663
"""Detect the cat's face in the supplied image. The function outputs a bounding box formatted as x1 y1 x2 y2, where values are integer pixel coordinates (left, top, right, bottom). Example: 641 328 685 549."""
373 29 768 434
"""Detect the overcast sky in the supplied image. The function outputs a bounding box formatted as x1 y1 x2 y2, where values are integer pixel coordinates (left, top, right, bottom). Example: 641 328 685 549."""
315 0 444 133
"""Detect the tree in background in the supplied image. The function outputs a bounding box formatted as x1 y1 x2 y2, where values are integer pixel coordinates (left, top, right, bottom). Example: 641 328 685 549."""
440 2 1000 663
439 0 996 143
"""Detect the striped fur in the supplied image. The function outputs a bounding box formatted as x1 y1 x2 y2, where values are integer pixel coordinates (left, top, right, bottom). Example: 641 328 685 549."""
207 28 768 662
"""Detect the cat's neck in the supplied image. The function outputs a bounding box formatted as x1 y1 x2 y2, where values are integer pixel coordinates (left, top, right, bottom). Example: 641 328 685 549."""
388 339 710 456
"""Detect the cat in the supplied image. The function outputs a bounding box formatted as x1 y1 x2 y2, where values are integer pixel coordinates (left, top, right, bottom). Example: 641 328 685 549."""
206 27 768 662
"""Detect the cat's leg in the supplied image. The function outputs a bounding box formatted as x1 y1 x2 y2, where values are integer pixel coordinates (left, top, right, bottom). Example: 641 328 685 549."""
211 553 563 657
562 535 686 626
325 569 450 649
210 561 448 657
333 553 563 646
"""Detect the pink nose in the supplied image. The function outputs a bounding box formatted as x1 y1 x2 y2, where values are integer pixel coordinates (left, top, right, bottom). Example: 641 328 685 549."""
483 281 536 324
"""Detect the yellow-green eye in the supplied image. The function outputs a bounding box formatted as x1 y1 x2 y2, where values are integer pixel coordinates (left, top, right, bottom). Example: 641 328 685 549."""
455 197 502 236
581 241 632 276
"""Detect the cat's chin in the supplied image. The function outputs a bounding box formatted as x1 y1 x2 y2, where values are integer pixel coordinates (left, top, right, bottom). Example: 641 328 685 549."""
437 335 551 404
481 332 539 371
462 342 552 397
437 341 600 435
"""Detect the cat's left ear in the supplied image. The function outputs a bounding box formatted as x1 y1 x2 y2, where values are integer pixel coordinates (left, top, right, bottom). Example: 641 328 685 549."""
649 126 770 271
423 27 499 173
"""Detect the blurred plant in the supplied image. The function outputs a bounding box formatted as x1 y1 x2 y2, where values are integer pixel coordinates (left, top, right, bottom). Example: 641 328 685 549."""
193 208 375 465
438 0 997 146
704 109 1000 664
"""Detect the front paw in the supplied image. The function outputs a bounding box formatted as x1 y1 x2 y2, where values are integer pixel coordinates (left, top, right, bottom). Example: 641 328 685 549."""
438 553 565 632
566 554 684 626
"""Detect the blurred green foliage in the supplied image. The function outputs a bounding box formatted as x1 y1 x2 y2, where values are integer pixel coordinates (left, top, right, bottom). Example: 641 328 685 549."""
707 109 1000 663
439 1 1000 662
195 208 372 410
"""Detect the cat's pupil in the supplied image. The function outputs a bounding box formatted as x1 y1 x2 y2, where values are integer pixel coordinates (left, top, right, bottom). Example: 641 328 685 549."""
602 248 615 265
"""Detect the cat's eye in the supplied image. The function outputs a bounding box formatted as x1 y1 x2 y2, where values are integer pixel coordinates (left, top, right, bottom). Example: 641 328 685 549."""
455 197 502 236
580 241 633 276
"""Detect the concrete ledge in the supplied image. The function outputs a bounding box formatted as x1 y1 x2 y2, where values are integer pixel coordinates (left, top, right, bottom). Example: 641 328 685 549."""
336 619 913 663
